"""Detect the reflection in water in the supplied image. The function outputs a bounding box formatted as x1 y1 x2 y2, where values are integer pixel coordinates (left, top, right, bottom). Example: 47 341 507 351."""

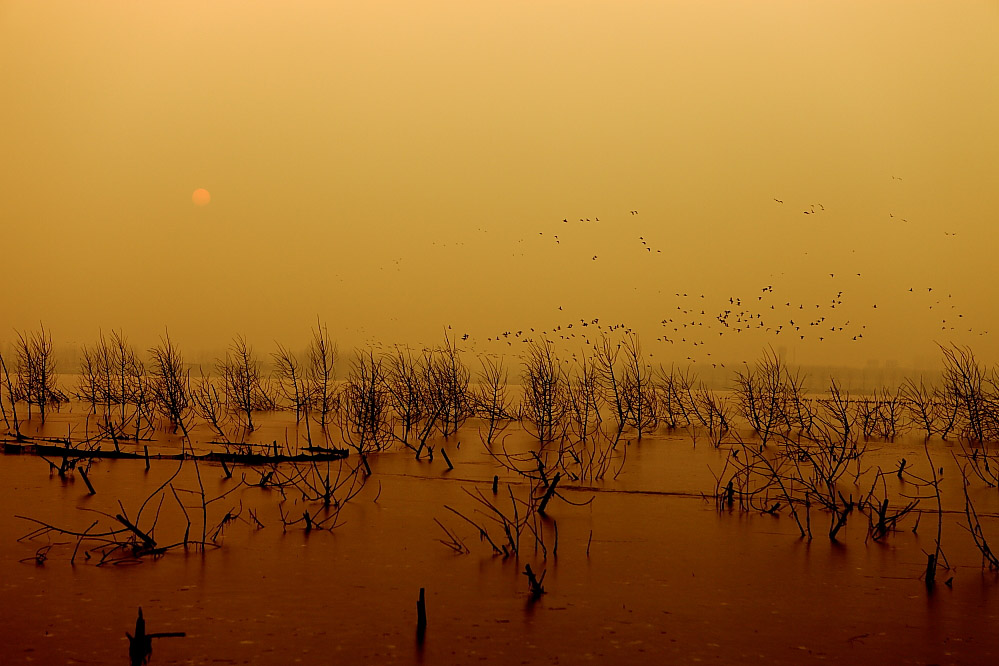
1 406 999 664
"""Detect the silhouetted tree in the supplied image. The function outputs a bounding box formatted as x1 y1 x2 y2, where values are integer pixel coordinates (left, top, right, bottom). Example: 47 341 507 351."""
15 324 59 423
149 332 193 443
217 335 272 432
521 340 568 443
307 319 338 431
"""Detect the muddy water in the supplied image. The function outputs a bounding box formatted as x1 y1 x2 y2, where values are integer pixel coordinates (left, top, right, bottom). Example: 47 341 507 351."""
1 413 998 665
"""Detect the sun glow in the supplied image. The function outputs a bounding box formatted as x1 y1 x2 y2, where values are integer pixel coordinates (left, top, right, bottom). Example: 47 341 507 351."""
192 188 211 206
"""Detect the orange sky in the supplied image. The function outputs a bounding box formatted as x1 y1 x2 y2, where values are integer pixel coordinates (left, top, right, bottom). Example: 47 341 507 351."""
1 1 997 369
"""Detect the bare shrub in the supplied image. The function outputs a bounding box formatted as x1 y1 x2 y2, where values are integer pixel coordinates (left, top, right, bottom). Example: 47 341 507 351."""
217 336 273 433
15 324 60 423
149 333 193 442
339 350 392 455
520 340 568 443
307 319 338 431
424 333 471 438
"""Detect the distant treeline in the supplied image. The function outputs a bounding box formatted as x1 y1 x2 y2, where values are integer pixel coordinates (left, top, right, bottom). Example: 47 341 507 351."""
2 324 998 450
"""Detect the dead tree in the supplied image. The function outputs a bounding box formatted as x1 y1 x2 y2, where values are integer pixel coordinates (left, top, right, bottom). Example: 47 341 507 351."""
734 348 799 446
307 319 338 432
385 347 425 447
521 340 568 443
15 324 59 423
620 333 657 438
473 355 511 447
79 331 148 443
272 343 307 423
0 349 23 437
901 377 937 440
566 355 602 445
191 372 229 442
424 332 470 438
340 349 392 455
939 344 998 443
149 332 193 444
217 335 271 433
594 334 627 435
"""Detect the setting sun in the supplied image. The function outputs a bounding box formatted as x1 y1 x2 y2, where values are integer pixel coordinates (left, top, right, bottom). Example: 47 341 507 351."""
191 188 211 206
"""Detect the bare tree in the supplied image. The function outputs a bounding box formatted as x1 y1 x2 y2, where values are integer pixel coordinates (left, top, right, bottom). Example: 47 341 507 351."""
149 332 193 444
696 384 732 447
594 334 626 434
339 349 392 456
217 335 272 433
385 347 425 447
901 377 936 439
191 372 229 442
15 324 59 423
734 348 799 446
874 386 905 440
817 378 854 444
620 333 657 438
0 349 23 437
78 330 147 442
474 355 511 447
939 344 998 443
273 343 307 423
566 355 602 445
521 340 568 443
307 319 337 432
424 332 470 438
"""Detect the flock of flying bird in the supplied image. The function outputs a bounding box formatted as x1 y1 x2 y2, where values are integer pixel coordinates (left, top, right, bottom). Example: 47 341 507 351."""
368 187 986 366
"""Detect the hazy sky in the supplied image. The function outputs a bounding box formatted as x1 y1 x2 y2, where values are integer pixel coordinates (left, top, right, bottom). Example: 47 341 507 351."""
2 1 997 368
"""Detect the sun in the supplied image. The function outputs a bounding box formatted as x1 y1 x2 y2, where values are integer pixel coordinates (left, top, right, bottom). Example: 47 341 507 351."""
191 188 211 206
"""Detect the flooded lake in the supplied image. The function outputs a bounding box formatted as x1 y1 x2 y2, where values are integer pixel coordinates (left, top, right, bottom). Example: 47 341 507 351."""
2 403 998 665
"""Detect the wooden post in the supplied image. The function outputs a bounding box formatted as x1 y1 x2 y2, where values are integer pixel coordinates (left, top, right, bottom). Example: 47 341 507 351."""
143 446 150 471
441 447 454 471
416 587 427 639
925 553 937 588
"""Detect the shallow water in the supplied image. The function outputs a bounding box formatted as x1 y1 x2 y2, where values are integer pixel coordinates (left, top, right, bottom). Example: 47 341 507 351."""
2 410 998 665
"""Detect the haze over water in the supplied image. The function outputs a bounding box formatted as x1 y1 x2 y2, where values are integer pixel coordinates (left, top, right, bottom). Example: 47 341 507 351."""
2 1 997 369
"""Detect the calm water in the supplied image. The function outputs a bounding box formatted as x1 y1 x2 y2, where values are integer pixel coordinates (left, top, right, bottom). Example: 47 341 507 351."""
1 408 998 665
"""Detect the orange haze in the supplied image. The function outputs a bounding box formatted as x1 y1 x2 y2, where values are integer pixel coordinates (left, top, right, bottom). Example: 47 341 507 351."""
1 1 997 370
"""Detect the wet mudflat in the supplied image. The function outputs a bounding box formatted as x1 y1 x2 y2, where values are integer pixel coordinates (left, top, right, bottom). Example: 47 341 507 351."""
2 412 997 666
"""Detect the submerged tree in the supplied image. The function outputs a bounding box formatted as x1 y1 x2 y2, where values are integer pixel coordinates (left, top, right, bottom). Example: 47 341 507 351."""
733 347 803 446
217 335 272 432
15 324 59 423
385 347 425 447
620 333 657 438
939 344 998 443
424 332 471 438
474 355 511 447
340 349 392 455
307 319 337 431
0 349 22 436
566 354 602 444
594 334 626 435
149 332 193 444
273 342 307 423
521 340 568 443
78 330 149 441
